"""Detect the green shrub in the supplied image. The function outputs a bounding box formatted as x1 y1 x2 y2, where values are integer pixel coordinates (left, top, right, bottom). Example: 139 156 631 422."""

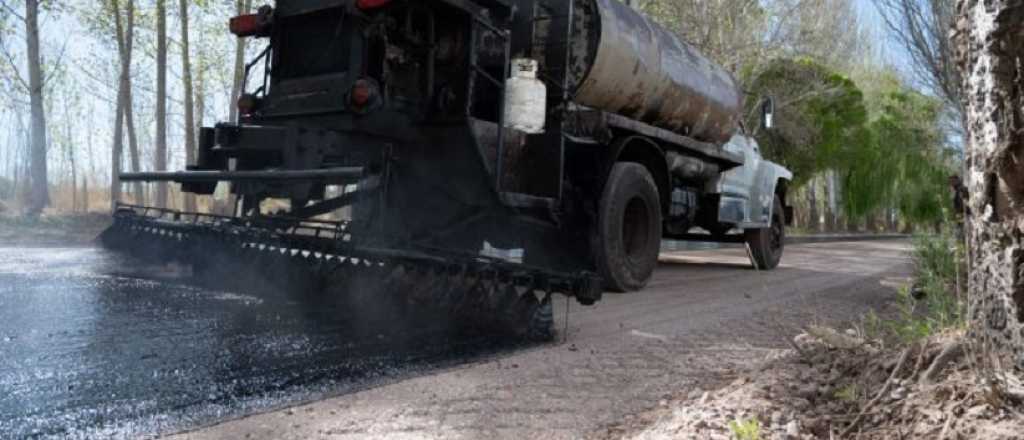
887 231 965 342
834 384 860 402
727 417 762 440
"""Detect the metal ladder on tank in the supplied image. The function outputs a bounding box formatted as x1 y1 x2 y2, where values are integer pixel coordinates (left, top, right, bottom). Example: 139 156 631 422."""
466 13 512 190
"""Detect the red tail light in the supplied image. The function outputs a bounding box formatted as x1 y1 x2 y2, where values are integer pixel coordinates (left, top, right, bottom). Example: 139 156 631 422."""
229 7 272 37
350 80 372 107
357 0 392 10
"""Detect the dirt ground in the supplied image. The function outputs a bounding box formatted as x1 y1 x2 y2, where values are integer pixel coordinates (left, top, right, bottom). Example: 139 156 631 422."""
615 330 1023 440
163 240 913 439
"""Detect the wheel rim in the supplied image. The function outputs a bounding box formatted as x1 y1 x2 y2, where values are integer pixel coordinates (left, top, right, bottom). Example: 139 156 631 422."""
622 196 651 263
770 214 783 251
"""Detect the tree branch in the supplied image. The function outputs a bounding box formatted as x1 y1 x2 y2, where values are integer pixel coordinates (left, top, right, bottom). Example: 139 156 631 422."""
0 39 28 92
0 0 25 21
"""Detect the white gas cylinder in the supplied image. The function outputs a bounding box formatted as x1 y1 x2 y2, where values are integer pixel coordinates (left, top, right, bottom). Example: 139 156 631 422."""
504 58 547 134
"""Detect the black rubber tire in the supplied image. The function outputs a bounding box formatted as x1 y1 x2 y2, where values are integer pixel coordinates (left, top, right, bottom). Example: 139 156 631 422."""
745 196 785 270
593 162 663 292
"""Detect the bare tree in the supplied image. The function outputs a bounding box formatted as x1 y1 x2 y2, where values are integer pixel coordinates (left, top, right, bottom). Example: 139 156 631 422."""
109 0 127 209
122 0 143 204
638 0 867 77
874 0 962 129
228 0 250 123
954 0 1024 389
62 92 77 212
154 0 168 208
120 0 143 204
180 0 197 212
24 0 49 216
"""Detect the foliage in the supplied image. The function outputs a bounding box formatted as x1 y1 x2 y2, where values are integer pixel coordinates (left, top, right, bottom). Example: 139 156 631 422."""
727 417 763 440
888 231 965 342
834 384 860 402
748 56 952 226
747 58 868 187
872 0 962 131
840 89 952 223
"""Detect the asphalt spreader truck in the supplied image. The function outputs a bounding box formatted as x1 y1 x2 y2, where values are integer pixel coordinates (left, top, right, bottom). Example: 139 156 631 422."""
102 0 793 338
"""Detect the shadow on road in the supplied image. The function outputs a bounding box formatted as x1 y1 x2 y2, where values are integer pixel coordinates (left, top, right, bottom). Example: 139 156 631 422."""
0 247 541 439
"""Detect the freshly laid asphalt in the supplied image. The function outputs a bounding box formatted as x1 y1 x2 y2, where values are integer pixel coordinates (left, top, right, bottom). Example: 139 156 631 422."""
0 240 911 439
0 247 528 439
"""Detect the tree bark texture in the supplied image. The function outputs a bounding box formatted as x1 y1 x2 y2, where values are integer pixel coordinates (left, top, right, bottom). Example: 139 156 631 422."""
122 0 144 204
955 0 1024 376
25 0 49 216
180 0 197 212
807 177 819 232
110 0 127 210
228 0 250 123
155 0 168 208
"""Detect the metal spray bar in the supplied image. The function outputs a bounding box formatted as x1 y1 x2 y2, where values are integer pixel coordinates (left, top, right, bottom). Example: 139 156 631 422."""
119 167 366 183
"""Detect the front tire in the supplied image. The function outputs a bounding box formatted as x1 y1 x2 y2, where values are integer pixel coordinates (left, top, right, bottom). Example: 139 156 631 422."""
593 163 662 292
745 195 785 269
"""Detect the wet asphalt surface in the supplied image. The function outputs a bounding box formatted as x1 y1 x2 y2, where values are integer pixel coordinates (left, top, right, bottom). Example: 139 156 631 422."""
0 247 528 439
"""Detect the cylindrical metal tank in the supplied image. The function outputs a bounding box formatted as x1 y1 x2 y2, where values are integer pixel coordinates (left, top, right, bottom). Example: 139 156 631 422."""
568 0 743 144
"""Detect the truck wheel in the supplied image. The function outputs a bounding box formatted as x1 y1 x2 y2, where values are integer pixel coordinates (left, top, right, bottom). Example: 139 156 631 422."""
594 162 662 292
745 196 785 270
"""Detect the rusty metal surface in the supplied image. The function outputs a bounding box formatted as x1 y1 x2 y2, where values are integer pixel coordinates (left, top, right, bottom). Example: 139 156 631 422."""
601 112 744 165
568 0 743 144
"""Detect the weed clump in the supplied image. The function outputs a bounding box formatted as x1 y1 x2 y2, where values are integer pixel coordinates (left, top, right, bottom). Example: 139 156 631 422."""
861 230 966 344
726 417 762 440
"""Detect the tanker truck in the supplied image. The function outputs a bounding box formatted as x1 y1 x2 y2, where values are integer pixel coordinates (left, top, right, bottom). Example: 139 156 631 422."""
101 0 792 338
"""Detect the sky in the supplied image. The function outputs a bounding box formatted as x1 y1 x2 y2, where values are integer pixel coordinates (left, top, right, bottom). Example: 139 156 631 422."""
854 0 917 80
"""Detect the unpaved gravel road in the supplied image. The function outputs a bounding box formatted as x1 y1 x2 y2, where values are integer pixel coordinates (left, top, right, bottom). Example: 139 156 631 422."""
165 240 912 440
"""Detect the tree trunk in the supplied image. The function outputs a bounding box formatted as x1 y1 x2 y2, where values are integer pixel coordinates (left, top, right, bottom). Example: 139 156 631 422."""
85 113 95 212
180 0 197 212
110 0 127 211
228 0 250 123
954 0 1024 381
155 0 168 208
12 119 25 201
217 0 250 215
25 0 49 216
807 176 819 233
824 171 836 232
123 0 144 205
81 176 89 212
195 58 205 142
66 109 77 212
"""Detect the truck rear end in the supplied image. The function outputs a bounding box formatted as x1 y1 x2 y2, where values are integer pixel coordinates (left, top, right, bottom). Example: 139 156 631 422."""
102 0 791 338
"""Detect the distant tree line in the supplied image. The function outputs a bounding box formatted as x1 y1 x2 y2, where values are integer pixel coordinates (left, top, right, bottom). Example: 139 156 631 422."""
639 0 959 232
0 0 959 231
0 0 248 216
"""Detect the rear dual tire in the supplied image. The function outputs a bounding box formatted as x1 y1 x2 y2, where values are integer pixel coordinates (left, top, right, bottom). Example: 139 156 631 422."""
593 163 662 293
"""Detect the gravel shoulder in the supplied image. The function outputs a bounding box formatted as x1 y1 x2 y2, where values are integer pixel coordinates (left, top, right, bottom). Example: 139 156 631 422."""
165 240 912 440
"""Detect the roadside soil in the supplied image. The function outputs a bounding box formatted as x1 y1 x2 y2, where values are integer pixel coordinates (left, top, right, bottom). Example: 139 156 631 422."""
165 240 913 440
614 329 1023 440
